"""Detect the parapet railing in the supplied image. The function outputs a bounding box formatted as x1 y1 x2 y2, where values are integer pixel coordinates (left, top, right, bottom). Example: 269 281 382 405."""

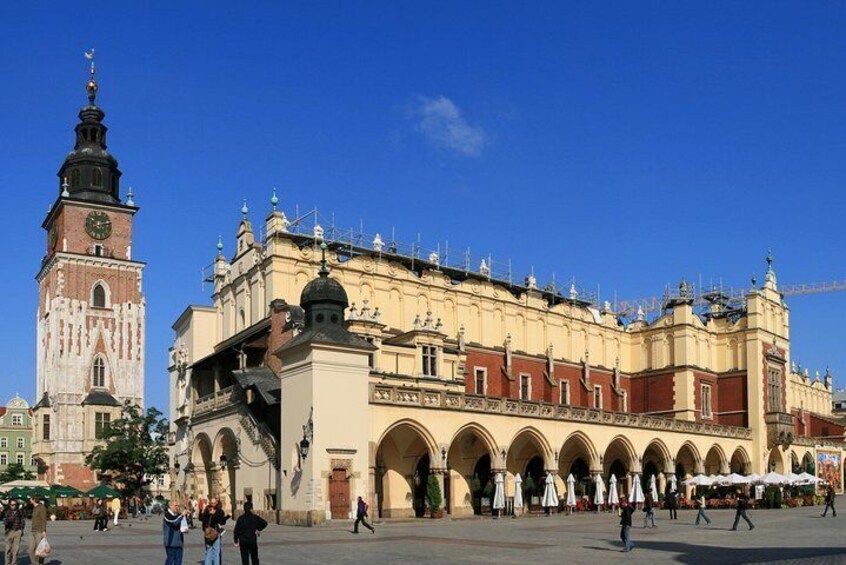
369 384 753 440
194 385 241 417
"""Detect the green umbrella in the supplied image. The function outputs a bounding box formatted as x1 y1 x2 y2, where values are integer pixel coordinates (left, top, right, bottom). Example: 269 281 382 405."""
50 485 84 498
85 484 121 498
29 487 51 499
5 487 31 499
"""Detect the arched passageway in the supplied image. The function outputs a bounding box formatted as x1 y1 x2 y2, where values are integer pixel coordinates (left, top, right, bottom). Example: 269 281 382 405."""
191 434 213 501
704 445 728 476
801 452 815 474
730 447 751 474
603 436 637 501
211 428 239 513
559 433 597 499
446 424 496 516
767 448 785 473
507 428 551 509
375 421 436 518
676 442 701 479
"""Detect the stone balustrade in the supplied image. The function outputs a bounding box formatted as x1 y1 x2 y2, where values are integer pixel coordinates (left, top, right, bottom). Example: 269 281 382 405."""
194 385 241 417
370 383 753 440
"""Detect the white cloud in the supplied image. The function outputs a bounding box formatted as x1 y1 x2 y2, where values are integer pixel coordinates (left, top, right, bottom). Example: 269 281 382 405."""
410 96 486 156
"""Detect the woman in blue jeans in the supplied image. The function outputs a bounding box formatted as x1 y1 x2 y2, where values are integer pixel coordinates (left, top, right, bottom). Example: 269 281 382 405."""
200 496 229 565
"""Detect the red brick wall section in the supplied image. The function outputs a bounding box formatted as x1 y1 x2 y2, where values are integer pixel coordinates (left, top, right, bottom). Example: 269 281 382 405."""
717 373 748 427
629 373 675 414
54 463 98 492
50 202 135 261
808 414 844 439
693 371 719 423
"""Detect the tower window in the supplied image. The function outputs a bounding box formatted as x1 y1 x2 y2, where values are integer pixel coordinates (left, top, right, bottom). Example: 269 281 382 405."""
91 129 98 142
92 169 102 187
70 169 80 187
92 356 106 388
421 345 438 377
42 415 50 441
92 282 107 308
95 412 111 439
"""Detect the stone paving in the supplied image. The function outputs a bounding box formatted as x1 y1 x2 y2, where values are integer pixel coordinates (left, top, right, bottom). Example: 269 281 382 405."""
15 506 845 564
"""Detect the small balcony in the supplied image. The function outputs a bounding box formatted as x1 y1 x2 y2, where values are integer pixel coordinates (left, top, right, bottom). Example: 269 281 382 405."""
194 385 242 418
764 411 794 449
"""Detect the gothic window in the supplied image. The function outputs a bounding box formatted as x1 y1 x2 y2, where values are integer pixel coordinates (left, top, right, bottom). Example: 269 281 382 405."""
42 415 50 441
70 169 80 187
474 368 486 395
520 374 531 400
92 169 102 187
92 356 106 388
701 384 713 419
593 385 603 410
621 390 628 413
559 380 570 405
95 412 111 439
421 345 438 377
767 368 782 412
92 282 107 308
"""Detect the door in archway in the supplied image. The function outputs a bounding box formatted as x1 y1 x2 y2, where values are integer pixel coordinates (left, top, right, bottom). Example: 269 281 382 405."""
329 468 350 519
413 455 431 518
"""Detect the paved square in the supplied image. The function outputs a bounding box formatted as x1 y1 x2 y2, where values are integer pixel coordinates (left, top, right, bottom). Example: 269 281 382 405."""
26 506 846 564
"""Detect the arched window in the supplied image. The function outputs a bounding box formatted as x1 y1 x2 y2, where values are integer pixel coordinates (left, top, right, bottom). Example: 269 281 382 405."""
92 282 107 308
92 356 106 388
70 169 80 187
92 169 102 187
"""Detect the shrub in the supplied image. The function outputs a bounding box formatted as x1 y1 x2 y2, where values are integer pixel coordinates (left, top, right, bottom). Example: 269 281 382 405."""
426 474 442 514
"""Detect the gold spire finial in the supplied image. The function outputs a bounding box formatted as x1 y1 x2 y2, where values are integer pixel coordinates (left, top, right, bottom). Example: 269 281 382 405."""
84 49 98 103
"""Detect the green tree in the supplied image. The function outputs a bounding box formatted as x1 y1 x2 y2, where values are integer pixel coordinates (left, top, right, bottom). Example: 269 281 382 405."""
85 403 169 497
426 474 442 515
0 463 35 484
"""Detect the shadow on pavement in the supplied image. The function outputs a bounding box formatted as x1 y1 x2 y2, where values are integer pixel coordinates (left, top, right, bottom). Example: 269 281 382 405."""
588 541 846 564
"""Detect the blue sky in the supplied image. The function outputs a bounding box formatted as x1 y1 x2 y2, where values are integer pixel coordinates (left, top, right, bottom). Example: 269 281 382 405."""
0 2 844 412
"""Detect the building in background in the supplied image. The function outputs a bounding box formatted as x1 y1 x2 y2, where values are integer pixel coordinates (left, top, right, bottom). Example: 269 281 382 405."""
31 58 145 490
168 198 844 525
0 396 36 477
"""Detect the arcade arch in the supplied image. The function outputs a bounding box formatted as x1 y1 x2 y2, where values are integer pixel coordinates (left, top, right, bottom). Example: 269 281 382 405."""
375 420 437 518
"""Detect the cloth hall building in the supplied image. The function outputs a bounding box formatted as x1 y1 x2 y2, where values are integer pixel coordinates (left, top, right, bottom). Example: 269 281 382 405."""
168 204 844 525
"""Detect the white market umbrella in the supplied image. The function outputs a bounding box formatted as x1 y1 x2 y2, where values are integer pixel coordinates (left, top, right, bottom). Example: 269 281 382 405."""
747 473 761 483
492 472 506 511
669 474 678 492
683 474 713 487
593 474 606 507
607 475 620 506
629 474 645 504
784 472 803 485
542 472 559 509
725 473 750 485
649 474 658 500
797 472 821 485
513 473 524 512
566 473 577 508
761 471 788 485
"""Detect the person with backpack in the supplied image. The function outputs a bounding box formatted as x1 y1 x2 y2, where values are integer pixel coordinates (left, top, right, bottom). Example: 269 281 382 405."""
200 496 229 565
233 501 268 565
353 496 375 534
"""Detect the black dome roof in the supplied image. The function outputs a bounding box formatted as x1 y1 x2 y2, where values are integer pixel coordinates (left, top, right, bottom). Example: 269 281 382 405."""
300 274 348 308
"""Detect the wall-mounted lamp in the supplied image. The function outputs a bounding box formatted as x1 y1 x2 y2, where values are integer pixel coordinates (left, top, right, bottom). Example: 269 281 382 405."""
441 447 447 462
299 407 314 461
219 454 228 470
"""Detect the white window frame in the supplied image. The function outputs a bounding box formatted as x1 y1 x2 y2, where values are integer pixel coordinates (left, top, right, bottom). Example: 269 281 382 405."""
92 356 107 388
701 383 713 420
520 374 532 400
0 453 7 466
11 415 22 427
0 438 7 448
473 367 487 395
421 345 438 377
16 438 24 449
15 453 24 466
593 385 603 410
559 380 570 405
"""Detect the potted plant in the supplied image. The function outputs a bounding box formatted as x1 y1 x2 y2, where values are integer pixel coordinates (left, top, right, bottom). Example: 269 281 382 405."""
426 474 444 519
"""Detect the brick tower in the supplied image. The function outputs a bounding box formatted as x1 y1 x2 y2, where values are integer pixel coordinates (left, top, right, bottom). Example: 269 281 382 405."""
31 55 145 489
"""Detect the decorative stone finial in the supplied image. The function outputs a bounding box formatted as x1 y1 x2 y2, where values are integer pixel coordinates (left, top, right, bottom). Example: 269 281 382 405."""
569 282 578 300
479 259 490 277
636 305 645 322
126 186 135 206
429 251 440 266
241 199 249 219
525 272 537 290
216 235 224 255
61 177 70 198
313 224 324 241
271 188 279 211
372 233 384 252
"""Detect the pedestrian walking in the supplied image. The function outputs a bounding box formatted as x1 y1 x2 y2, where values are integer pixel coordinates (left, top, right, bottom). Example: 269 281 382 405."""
821 485 837 517
353 496 375 534
111 496 122 527
619 498 635 552
730 489 755 531
695 494 711 526
27 496 47 565
200 496 229 565
163 499 186 565
667 489 678 520
191 497 200 528
233 501 268 565
4 499 25 564
643 492 656 528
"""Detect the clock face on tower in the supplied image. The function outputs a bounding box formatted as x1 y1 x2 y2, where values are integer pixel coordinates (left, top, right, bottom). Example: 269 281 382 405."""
85 211 112 240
